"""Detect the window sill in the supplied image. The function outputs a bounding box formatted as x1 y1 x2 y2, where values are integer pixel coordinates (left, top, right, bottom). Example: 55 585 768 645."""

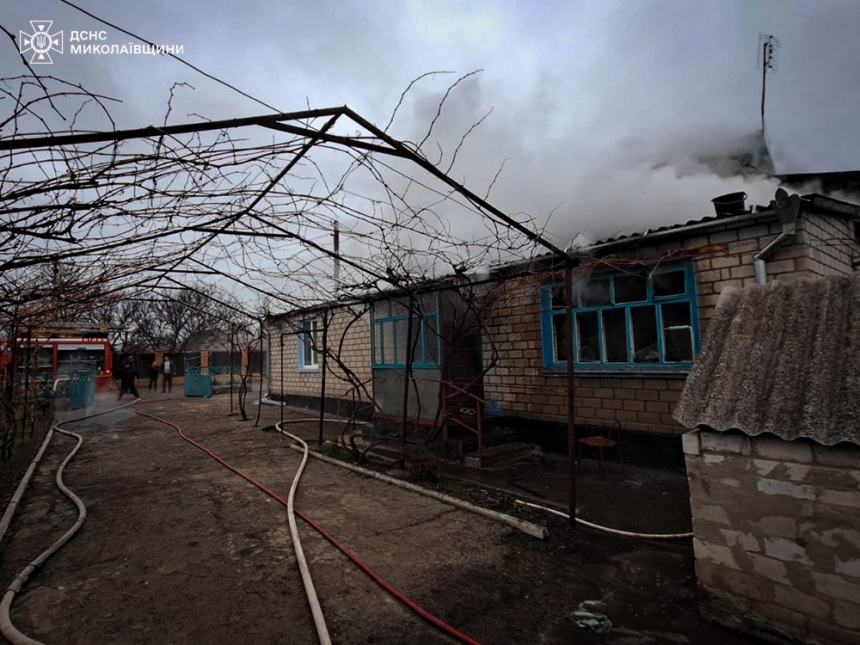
541 369 689 380
372 364 440 370
298 366 319 373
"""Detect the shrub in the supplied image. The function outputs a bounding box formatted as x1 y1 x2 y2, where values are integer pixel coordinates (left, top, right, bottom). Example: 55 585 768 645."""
404 446 438 482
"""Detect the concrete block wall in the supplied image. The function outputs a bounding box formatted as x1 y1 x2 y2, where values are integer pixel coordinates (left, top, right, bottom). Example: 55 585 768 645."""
268 307 372 401
684 429 860 644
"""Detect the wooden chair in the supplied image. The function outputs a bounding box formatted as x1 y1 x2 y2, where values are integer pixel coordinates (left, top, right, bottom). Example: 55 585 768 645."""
577 421 622 474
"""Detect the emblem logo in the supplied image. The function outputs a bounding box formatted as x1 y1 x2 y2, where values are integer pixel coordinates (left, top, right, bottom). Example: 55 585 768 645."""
19 21 63 64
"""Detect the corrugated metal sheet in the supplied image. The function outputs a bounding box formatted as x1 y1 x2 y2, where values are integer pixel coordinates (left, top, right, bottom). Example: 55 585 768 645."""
673 276 860 445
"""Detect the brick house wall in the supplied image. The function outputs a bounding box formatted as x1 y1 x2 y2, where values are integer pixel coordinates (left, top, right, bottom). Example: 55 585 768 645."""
482 211 858 436
797 211 860 277
262 206 859 442
268 306 372 403
684 429 860 645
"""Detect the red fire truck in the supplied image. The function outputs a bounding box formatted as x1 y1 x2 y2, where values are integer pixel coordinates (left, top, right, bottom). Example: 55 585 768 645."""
2 333 113 394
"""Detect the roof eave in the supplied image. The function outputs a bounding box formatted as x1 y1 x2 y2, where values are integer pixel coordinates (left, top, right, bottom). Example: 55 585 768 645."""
802 193 860 219
579 209 778 255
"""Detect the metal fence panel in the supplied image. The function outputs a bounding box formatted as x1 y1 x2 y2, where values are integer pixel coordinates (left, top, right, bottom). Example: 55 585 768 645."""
184 372 212 397
68 371 95 409
184 356 212 398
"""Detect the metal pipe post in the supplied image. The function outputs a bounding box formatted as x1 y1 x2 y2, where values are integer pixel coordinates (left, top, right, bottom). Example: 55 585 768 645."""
318 315 329 446
229 323 235 414
280 333 285 429
400 296 415 466
564 264 577 529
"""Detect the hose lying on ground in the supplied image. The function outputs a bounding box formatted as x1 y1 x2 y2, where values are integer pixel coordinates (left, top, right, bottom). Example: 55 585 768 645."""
0 401 138 645
284 442 550 540
137 408 480 645
277 423 331 645
132 407 328 645
513 499 693 539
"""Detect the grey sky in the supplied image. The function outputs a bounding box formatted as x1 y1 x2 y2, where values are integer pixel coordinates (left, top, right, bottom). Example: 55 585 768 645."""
3 0 859 250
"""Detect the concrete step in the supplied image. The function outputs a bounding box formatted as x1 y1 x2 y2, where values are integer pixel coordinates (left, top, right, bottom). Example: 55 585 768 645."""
447 426 515 445
464 442 541 468
444 427 515 461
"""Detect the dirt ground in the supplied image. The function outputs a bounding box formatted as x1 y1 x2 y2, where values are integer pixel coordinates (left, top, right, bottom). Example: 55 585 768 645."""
0 392 765 644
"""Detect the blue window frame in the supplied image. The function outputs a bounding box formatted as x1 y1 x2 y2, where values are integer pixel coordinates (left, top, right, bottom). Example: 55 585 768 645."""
540 262 701 371
371 296 440 369
297 319 319 371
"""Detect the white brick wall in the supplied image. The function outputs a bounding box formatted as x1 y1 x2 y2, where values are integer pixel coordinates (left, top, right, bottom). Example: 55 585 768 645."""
797 212 860 278
267 305 372 400
482 210 860 435
686 428 860 644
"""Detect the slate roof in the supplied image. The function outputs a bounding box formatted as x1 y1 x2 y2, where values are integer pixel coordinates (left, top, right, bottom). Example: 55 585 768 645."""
673 275 860 446
589 193 860 247
591 209 758 245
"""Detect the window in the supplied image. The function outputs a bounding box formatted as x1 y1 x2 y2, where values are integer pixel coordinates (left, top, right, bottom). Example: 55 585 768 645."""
371 297 440 369
297 319 319 370
540 262 700 370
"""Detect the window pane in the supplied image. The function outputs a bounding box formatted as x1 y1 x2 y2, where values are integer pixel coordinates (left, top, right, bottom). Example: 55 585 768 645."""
576 311 599 362
631 306 659 363
551 277 588 309
552 313 568 362
664 329 693 362
374 322 384 364
424 315 440 365
383 321 395 364
394 318 408 364
614 273 647 303
580 279 611 307
662 303 693 362
662 302 691 327
404 315 422 362
373 301 389 319
602 309 628 363
298 320 313 366
390 300 409 317
654 271 686 297
303 334 315 366
415 319 426 364
419 293 436 314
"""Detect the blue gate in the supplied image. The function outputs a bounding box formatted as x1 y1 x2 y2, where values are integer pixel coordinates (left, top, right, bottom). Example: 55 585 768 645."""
184 356 212 398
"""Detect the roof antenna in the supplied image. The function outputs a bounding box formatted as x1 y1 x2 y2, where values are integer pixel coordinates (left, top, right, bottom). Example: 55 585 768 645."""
758 34 780 139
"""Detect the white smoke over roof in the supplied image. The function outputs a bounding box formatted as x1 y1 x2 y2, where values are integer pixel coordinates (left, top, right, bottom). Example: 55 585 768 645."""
394 75 782 247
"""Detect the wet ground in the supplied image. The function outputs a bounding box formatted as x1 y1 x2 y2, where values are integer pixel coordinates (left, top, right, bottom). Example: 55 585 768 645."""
0 392 764 644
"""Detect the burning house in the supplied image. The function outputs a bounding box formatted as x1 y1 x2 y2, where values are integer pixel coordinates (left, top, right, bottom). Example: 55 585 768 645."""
266 189 860 466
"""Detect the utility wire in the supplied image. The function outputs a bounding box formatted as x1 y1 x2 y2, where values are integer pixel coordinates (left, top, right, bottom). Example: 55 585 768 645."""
59 0 280 113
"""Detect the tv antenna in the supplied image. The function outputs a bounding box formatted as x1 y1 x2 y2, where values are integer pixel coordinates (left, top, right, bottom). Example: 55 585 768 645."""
758 34 780 136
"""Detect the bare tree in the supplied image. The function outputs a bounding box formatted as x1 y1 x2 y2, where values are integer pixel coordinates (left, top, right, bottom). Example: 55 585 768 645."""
0 63 576 486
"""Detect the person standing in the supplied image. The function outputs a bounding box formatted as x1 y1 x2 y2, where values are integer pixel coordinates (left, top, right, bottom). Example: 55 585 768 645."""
161 356 174 393
148 360 160 392
118 363 140 401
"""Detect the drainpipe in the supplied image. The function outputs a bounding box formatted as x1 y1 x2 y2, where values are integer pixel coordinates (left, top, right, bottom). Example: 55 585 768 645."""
754 189 801 286
753 232 793 285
